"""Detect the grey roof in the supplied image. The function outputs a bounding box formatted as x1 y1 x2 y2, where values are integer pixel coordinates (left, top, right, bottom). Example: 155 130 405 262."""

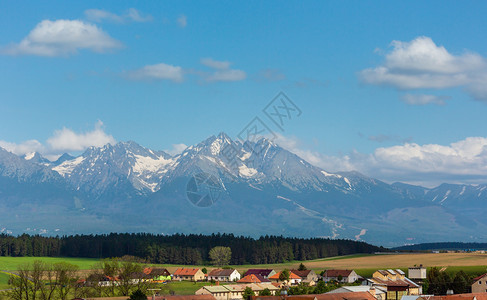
400 296 421 300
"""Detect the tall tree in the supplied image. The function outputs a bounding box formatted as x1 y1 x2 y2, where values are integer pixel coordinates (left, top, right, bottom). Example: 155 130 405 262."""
279 269 290 282
243 287 255 299
209 246 232 267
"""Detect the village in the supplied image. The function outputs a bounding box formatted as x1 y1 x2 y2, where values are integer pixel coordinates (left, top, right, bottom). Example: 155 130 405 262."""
71 264 487 300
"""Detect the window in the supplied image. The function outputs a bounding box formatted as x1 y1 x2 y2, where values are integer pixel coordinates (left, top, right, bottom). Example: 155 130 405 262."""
480 281 482 284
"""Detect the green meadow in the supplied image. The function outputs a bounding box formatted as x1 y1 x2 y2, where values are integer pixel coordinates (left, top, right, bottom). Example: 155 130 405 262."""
0 256 101 271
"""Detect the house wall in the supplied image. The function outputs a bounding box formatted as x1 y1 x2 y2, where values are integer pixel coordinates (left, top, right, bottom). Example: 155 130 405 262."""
472 277 487 293
408 268 427 280
229 270 241 282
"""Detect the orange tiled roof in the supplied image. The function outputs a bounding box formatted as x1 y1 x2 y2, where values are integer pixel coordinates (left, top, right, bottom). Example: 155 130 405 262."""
238 274 270 283
288 291 376 300
174 268 200 276
269 271 301 280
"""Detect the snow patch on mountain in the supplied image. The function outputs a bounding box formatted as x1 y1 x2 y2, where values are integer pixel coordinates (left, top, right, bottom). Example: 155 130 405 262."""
53 156 85 177
132 154 173 174
239 165 257 177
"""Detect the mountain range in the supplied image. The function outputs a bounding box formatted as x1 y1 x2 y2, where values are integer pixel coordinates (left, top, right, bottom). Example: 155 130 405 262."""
1 132 487 247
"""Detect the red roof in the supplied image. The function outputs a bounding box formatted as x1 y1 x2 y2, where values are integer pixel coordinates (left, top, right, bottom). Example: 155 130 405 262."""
269 271 301 280
208 269 236 277
238 274 270 283
473 273 487 282
291 270 312 278
154 295 216 300
174 268 200 276
324 270 354 277
422 293 487 300
288 291 376 300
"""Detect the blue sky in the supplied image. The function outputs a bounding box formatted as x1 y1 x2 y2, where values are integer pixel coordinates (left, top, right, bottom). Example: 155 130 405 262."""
2 1 487 187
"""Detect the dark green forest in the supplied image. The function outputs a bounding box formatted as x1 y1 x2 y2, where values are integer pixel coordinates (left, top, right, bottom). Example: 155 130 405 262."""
0 233 384 264
394 242 487 251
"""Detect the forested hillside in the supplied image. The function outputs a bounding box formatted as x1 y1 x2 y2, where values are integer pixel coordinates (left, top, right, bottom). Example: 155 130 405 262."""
0 233 384 264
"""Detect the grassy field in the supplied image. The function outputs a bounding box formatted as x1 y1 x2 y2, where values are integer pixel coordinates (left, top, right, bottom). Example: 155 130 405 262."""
0 257 101 271
0 272 10 290
1 253 487 278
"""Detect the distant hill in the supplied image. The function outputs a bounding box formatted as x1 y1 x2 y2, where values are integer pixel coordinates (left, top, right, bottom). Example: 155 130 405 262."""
393 242 487 251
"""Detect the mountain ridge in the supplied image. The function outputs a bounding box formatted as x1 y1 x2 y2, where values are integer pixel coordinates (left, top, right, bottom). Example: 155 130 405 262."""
1 132 487 246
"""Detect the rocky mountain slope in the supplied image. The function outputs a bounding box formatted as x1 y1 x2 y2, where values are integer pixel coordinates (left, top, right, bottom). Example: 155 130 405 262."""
1 132 486 246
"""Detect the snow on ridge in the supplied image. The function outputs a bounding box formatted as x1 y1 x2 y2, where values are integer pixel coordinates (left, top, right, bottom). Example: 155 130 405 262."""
321 170 342 178
132 154 173 174
210 138 223 155
440 190 451 204
238 164 257 177
277 195 292 202
460 186 466 195
52 156 85 177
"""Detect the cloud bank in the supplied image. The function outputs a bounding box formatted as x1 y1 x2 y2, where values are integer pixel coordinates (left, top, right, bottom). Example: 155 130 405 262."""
0 121 115 160
2 19 122 56
84 8 153 23
276 134 487 188
360 36 487 101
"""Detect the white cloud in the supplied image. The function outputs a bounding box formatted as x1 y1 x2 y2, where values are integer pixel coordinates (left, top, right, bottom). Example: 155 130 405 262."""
47 120 116 152
201 58 231 70
126 8 153 22
0 121 115 160
84 9 124 23
200 58 246 82
205 69 246 82
85 8 152 23
275 134 487 188
2 19 122 56
126 63 184 82
177 15 187 28
0 139 44 156
165 143 188 156
401 94 449 106
360 36 487 101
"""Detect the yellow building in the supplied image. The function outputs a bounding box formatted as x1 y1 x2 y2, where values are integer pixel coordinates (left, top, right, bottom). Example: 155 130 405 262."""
365 269 421 300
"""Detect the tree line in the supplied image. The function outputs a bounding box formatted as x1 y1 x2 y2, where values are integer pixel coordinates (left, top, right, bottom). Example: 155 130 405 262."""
0 233 384 264
424 267 472 295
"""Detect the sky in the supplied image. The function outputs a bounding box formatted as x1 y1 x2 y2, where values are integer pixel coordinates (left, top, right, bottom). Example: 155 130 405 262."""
1 1 487 187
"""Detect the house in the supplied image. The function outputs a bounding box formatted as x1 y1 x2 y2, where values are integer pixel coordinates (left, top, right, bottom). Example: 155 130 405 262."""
269 271 302 285
208 269 241 282
408 266 427 281
286 291 377 300
323 270 359 283
154 295 216 300
173 268 206 281
195 283 279 300
244 269 277 279
418 293 487 300
291 270 319 283
196 285 232 300
364 269 420 300
327 286 386 300
238 274 271 283
145 267 172 282
472 273 487 293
